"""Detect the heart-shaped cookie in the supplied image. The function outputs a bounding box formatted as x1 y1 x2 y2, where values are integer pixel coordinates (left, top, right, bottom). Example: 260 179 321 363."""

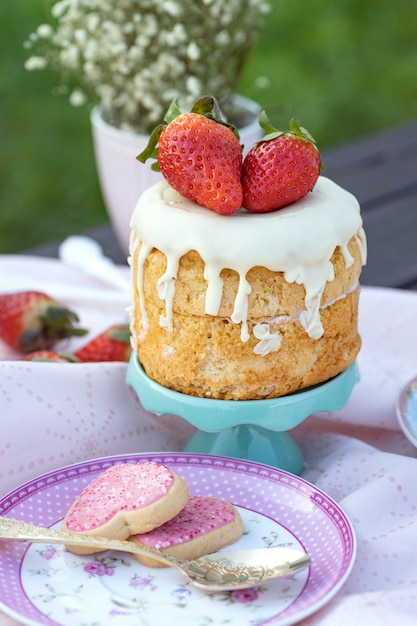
62 462 189 554
129 495 243 567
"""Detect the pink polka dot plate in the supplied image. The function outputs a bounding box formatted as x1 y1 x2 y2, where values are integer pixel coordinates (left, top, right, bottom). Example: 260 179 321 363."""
0 452 356 626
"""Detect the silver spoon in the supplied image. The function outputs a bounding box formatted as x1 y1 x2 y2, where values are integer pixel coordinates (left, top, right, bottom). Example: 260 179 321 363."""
0 516 310 592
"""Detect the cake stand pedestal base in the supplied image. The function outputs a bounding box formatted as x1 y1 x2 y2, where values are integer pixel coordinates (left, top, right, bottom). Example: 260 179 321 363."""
183 425 304 475
126 356 359 475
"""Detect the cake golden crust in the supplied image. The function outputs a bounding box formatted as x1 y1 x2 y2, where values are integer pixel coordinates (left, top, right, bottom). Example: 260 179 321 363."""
131 237 363 400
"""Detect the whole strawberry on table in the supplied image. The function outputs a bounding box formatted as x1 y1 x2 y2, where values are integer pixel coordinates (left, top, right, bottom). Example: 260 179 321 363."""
74 324 131 363
18 324 132 363
0 290 87 354
0 290 131 363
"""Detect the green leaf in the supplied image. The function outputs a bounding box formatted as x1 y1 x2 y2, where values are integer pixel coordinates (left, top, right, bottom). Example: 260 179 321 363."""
192 95 240 139
106 328 131 344
136 99 182 166
136 123 164 164
191 95 222 119
289 116 318 145
258 110 277 135
164 99 182 124
256 113 322 168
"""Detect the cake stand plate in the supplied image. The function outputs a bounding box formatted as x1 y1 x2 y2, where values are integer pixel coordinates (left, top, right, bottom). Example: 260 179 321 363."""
126 356 359 474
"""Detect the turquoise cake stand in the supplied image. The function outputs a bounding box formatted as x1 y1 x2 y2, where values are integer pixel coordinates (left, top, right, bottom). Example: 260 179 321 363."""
126 356 359 475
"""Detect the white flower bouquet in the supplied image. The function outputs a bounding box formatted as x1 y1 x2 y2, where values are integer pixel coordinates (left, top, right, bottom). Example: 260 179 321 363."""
24 0 270 134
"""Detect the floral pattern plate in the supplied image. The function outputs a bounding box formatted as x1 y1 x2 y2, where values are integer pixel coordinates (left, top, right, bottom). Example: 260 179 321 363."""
0 452 356 626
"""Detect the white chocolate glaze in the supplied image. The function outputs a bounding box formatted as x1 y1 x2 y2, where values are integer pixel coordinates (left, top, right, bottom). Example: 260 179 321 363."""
252 279 360 356
129 177 366 347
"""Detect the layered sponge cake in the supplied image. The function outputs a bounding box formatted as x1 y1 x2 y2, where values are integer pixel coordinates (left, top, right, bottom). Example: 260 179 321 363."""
128 176 366 400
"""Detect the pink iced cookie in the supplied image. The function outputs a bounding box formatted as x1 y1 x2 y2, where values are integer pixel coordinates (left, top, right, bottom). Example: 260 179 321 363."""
129 495 243 567
62 462 189 554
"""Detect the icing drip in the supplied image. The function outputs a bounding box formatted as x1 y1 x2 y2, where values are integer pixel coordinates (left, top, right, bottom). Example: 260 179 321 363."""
135 496 235 549
231 274 251 341
252 280 360 355
355 227 368 266
253 323 282 355
65 463 174 532
204 263 224 315
130 177 366 346
137 241 152 336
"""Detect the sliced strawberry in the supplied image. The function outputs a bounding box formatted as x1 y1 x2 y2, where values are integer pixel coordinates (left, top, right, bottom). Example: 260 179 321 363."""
0 290 87 353
137 96 243 215
242 114 322 213
74 323 131 363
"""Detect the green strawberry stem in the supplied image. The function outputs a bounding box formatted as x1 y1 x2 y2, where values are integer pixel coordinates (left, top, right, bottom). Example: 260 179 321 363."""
18 305 87 352
136 95 240 172
257 110 277 136
258 111 317 145
288 117 318 144
137 123 163 168
105 327 131 343
257 112 322 168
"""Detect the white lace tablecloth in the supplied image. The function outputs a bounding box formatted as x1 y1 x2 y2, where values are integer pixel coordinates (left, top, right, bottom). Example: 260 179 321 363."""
1 254 417 626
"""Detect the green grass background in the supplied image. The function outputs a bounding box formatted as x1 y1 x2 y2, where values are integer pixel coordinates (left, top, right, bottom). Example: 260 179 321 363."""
1 0 416 254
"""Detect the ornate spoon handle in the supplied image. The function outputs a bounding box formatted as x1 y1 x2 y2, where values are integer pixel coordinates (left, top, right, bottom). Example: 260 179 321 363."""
0 515 183 569
0 515 310 591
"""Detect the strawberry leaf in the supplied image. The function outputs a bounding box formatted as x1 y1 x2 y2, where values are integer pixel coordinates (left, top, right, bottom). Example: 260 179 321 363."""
136 123 164 167
191 96 240 139
191 95 223 119
257 110 285 142
255 113 322 169
289 117 318 145
136 99 182 168
163 99 182 124
258 110 277 135
106 328 131 344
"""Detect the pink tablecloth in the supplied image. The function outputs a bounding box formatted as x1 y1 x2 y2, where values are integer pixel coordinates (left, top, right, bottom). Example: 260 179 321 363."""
1 254 417 626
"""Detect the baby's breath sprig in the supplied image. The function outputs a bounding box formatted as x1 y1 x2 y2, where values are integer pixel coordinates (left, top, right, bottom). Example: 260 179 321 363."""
24 0 271 134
